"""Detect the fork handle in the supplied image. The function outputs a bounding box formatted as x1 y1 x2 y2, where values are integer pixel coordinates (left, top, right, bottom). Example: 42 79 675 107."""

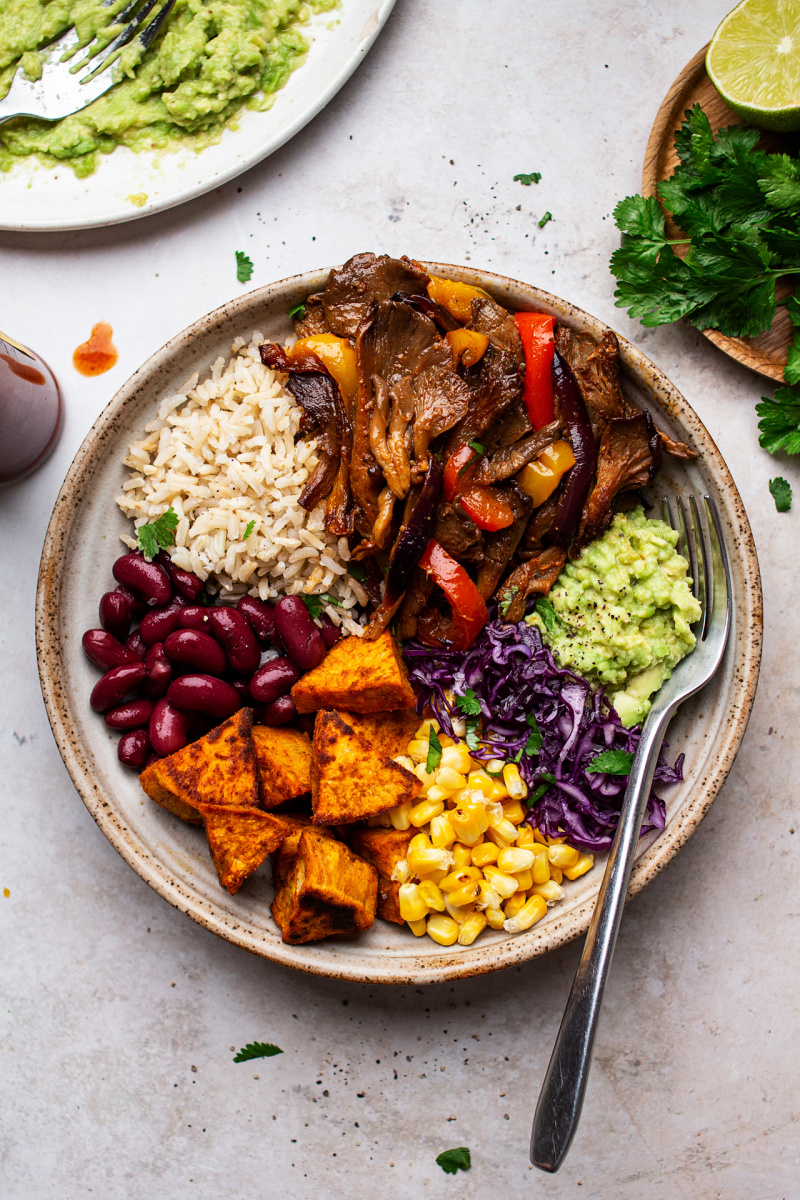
529 700 675 1172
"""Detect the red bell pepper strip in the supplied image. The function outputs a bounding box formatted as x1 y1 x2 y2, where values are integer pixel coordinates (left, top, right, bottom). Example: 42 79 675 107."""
515 312 555 429
458 484 514 531
443 443 476 501
418 539 489 650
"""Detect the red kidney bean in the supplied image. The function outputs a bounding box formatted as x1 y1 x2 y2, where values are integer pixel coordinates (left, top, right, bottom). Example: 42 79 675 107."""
249 656 299 704
145 643 172 698
90 662 147 712
82 629 140 672
209 607 260 675
115 583 145 617
99 591 133 641
118 729 152 769
164 629 227 676
112 551 172 607
126 630 147 660
139 598 186 647
237 596 276 644
179 605 215 631
260 694 297 727
105 699 155 731
318 614 342 649
149 697 192 756
228 676 252 702
273 595 326 672
156 550 205 601
166 674 241 719
298 713 316 736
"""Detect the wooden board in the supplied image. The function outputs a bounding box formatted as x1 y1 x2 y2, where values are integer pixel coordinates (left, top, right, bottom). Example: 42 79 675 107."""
642 44 793 383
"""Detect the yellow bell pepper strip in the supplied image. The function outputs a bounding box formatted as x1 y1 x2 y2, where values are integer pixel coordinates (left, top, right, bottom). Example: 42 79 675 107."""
516 440 576 507
427 276 491 323
445 328 489 368
514 312 555 429
289 334 358 405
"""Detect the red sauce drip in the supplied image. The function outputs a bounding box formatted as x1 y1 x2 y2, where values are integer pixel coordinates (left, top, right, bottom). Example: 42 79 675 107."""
73 322 119 377
0 352 45 385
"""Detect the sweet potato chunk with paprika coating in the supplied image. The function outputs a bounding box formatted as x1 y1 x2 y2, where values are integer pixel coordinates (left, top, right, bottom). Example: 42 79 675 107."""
348 827 413 924
197 805 301 895
311 710 420 825
345 709 421 763
252 725 312 808
139 707 258 823
290 631 416 714
271 827 378 944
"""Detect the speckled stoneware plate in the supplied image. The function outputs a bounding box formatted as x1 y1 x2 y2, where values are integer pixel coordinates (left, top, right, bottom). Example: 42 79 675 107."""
35 262 763 985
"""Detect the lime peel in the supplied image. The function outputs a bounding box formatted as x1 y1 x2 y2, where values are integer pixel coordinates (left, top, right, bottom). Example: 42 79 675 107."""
707 0 800 131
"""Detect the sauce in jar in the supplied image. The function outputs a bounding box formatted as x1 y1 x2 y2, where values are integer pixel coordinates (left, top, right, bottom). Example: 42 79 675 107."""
73 322 118 377
0 333 63 487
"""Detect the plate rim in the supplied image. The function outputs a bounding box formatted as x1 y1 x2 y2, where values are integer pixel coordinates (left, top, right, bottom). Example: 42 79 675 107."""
35 262 763 984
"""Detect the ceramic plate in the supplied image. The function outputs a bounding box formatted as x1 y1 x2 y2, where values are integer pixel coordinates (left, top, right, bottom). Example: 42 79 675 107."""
35 262 763 984
0 0 395 232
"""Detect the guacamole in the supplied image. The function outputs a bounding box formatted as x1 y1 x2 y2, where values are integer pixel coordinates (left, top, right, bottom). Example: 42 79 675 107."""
0 0 337 177
529 507 702 726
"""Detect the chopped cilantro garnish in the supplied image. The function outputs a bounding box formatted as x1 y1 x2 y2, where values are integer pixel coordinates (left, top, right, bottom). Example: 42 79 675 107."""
468 440 486 455
243 519 256 541
464 722 480 752
538 211 553 228
233 1041 282 1062
514 171 541 186
498 585 518 618
456 688 481 716
426 725 443 774
137 506 178 559
288 302 306 320
535 596 561 635
301 593 343 619
588 749 634 775
769 476 792 512
235 251 253 283
757 387 800 454
523 713 543 757
347 562 368 582
436 1147 471 1175
529 771 558 805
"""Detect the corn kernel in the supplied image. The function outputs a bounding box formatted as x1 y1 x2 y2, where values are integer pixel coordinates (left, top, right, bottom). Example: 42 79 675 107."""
531 846 551 884
467 769 495 798
529 880 565 903
410 796 445 827
367 811 392 827
430 813 456 849
424 785 448 805
486 758 505 776
549 865 563 884
533 826 548 844
548 843 580 869
450 717 467 737
439 736 455 749
504 894 547 932
391 858 411 884
407 917 428 937
563 852 594 880
502 763 528 800
487 779 510 802
501 798 527 825
450 803 489 844
435 766 467 793
408 847 453 878
426 913 459 945
483 866 518 899
398 882 428 922
407 739 431 763
440 866 483 892
452 843 472 871
471 842 499 868
486 820 518 847
513 869 534 891
448 879 484 909
393 755 415 772
388 799 413 831
504 892 527 920
486 906 506 929
457 911 488 945
409 832 432 853
440 744 473 774
424 868 449 885
515 825 536 849
417 879 445 912
444 896 474 924
474 879 501 909
497 847 536 874
545 834 566 845
414 719 439 741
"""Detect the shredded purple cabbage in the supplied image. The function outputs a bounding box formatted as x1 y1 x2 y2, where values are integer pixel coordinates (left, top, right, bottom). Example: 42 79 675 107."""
403 619 684 853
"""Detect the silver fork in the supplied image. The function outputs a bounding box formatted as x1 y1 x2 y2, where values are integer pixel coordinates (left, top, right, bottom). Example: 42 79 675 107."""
530 494 732 1173
0 0 175 126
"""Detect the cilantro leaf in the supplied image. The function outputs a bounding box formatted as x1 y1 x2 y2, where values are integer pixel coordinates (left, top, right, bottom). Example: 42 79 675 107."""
769 476 792 512
436 1148 471 1175
535 596 562 636
137 506 178 559
759 153 800 212
235 251 253 283
288 302 306 320
468 440 486 455
514 172 541 185
233 1041 283 1063
523 713 543 757
347 562 368 582
243 519 256 541
538 211 553 228
498 585 518 618
464 721 480 752
426 726 442 774
528 771 558 805
756 386 800 454
783 293 800 385
301 593 343 619
456 689 481 716
588 749 634 775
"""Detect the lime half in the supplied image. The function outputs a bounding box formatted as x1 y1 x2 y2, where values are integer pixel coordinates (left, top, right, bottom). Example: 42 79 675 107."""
707 0 800 131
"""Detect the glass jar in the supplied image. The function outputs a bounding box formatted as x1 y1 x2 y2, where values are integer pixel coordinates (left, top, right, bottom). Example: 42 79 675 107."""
0 331 63 487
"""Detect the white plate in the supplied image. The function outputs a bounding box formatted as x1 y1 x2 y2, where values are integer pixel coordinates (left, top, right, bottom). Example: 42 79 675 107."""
0 0 395 232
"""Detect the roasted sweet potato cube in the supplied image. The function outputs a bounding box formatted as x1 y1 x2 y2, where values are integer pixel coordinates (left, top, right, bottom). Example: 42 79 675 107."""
290 631 416 714
139 708 258 823
251 725 312 808
346 709 421 763
197 805 301 895
271 827 378 944
348 827 414 925
311 710 420 825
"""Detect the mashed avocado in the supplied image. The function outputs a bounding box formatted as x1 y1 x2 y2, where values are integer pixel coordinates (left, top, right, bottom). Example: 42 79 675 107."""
0 0 337 177
529 507 701 727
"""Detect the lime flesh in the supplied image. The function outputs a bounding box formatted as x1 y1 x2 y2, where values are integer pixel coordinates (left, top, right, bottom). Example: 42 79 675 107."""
707 0 800 130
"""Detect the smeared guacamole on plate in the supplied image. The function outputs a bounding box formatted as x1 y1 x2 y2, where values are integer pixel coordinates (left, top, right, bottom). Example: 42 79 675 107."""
529 507 702 726
0 0 337 177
